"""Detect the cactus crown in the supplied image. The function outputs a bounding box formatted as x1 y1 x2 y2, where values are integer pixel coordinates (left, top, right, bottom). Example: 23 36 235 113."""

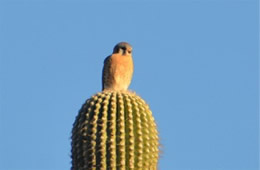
71 91 159 169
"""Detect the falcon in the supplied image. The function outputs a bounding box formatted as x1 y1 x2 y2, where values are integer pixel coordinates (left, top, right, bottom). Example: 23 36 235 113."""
102 42 134 91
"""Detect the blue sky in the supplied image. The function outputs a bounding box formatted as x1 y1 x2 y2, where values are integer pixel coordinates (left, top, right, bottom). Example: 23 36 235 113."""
0 0 258 170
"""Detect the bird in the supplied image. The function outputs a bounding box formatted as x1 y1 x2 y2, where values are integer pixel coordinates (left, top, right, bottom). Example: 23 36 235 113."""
102 42 134 91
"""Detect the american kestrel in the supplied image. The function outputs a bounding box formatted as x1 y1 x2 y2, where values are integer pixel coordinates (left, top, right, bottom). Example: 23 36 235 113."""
102 42 134 91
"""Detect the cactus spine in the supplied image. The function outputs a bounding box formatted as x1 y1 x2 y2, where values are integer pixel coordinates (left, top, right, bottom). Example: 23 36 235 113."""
71 91 159 169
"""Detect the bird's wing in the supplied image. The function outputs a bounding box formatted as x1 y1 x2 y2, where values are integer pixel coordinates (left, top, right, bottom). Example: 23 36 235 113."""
102 55 112 90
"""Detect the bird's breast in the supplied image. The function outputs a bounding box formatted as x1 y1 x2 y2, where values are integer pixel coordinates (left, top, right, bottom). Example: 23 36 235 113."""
110 54 134 90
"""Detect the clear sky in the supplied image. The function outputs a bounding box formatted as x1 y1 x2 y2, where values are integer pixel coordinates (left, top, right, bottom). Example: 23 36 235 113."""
0 0 258 170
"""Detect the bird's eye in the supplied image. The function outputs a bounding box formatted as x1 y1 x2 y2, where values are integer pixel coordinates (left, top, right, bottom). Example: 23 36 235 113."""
121 47 126 50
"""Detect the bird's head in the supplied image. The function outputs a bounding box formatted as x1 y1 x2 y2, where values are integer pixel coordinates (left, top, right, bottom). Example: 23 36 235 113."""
113 42 132 56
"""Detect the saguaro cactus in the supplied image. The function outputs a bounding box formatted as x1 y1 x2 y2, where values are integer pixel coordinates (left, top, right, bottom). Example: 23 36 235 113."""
71 91 159 169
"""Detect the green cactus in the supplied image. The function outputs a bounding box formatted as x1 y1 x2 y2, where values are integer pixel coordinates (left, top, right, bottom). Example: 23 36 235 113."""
71 91 159 170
